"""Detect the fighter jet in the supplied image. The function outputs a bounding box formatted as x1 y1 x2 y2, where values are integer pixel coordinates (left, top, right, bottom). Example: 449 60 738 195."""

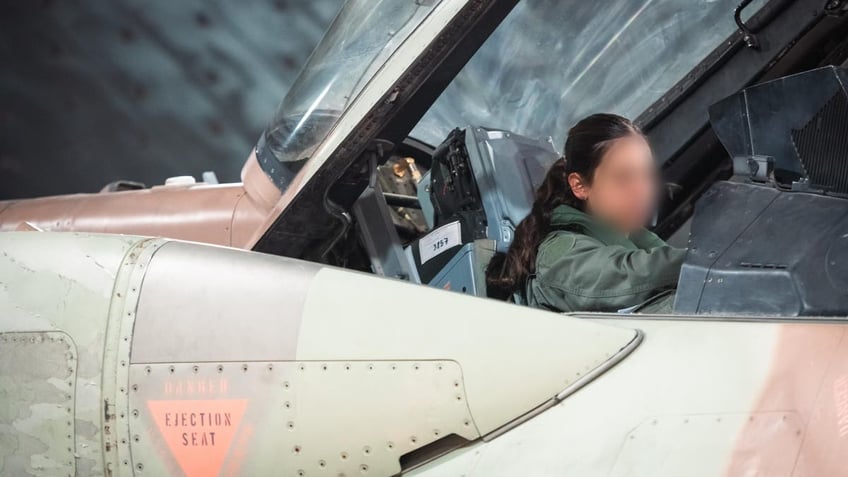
3 0 848 475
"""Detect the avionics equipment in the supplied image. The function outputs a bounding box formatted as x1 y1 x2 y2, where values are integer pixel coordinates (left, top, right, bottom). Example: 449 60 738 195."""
674 66 848 316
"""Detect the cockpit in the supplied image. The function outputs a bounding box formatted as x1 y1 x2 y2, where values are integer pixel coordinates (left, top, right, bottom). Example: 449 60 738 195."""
246 0 848 317
348 66 848 317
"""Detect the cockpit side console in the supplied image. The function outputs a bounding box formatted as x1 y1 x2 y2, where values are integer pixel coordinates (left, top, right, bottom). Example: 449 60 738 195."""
674 66 848 316
674 181 848 316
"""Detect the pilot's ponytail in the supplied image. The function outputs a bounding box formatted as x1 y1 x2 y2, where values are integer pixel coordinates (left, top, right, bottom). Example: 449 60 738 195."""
485 113 641 300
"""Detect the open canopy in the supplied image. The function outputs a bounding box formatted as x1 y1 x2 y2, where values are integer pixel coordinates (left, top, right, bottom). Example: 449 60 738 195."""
413 0 767 151
251 0 831 261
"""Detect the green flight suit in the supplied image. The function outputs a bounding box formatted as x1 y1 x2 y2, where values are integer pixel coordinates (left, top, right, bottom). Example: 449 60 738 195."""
526 205 686 313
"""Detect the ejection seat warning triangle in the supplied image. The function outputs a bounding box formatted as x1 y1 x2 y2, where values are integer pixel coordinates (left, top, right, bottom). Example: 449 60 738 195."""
148 399 248 477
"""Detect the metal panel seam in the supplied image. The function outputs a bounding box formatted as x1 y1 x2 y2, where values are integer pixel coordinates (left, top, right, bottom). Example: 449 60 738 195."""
100 237 168 476
482 329 644 441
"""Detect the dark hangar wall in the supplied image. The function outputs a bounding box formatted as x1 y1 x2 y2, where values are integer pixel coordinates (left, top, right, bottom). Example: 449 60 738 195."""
0 0 343 200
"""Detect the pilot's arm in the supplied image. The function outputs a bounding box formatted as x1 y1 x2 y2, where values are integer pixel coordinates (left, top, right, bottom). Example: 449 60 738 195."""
530 232 686 313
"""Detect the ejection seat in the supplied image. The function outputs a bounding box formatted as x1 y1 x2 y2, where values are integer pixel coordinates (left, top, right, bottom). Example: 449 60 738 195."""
407 126 559 296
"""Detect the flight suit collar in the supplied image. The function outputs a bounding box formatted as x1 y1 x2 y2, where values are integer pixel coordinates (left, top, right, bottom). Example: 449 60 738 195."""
549 204 638 249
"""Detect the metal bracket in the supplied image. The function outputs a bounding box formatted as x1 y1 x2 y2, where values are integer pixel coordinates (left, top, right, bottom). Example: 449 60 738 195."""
790 178 826 193
734 0 761 49
732 155 773 182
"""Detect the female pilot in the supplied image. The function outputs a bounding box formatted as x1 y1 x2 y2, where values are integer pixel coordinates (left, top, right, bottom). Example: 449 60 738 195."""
486 113 685 313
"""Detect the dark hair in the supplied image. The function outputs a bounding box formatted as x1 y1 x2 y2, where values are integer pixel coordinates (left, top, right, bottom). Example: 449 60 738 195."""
486 113 642 300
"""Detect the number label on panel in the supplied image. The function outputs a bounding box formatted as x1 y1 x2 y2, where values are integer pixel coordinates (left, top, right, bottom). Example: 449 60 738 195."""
419 221 461 264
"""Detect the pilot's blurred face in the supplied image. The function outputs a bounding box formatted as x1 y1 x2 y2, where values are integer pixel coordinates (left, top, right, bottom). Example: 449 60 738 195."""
574 134 658 234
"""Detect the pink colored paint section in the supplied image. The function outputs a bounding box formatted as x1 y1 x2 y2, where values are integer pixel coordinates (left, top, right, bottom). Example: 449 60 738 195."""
725 324 848 476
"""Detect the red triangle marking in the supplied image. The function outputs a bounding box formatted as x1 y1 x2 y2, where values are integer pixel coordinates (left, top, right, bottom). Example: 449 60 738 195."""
147 399 248 477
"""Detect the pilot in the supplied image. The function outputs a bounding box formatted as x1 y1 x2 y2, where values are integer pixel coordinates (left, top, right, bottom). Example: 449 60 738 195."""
486 113 685 313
